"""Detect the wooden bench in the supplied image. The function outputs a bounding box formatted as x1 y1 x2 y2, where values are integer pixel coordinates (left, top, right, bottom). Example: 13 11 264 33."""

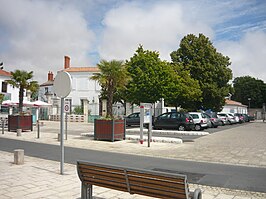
77 161 202 199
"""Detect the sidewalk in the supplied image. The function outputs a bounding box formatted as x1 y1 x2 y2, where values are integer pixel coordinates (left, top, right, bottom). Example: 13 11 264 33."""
0 121 266 199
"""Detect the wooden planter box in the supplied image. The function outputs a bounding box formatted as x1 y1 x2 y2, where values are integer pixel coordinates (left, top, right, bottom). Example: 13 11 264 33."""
94 119 125 142
8 115 33 132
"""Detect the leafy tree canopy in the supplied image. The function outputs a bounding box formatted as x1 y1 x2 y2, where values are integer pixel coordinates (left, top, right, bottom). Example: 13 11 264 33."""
170 33 233 111
125 45 174 105
91 59 129 117
232 76 266 108
6 70 39 114
165 63 202 111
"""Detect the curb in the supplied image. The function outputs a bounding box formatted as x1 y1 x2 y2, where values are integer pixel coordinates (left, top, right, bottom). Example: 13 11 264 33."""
126 128 209 136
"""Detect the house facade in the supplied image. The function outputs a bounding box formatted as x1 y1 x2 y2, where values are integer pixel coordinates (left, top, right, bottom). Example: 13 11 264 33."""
0 69 20 115
221 99 248 114
39 56 101 120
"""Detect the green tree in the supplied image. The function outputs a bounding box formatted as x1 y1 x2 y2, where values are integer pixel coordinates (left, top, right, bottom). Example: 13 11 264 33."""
170 33 233 111
6 70 39 114
165 63 202 111
91 60 129 117
125 45 174 105
232 76 266 108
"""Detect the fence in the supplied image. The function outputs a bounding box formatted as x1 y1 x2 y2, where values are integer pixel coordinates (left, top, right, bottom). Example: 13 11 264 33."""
50 114 85 122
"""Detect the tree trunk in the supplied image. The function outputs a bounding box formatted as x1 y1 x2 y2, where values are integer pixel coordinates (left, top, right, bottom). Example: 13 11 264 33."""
107 92 113 117
19 87 24 114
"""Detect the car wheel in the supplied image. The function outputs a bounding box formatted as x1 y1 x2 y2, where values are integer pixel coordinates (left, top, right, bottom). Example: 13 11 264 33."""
178 125 185 131
195 124 201 131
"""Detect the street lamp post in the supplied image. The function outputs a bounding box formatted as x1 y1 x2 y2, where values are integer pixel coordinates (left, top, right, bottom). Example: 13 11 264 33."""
248 98 251 114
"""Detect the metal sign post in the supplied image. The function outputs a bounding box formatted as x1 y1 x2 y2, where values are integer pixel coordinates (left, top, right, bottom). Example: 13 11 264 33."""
140 103 152 146
140 104 144 144
53 71 72 175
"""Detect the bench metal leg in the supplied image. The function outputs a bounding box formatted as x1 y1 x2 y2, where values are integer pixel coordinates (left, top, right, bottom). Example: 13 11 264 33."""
192 188 202 199
81 182 92 199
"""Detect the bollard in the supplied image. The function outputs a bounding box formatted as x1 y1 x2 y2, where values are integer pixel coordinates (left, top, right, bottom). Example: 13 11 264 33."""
37 120 40 139
17 129 22 136
2 120 4 134
58 133 60 141
14 149 24 165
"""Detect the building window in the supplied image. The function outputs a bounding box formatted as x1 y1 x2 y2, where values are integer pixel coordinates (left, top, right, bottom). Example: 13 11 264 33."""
1 82 7 93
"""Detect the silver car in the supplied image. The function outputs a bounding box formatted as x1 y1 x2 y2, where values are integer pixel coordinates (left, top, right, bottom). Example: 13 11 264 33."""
189 112 208 130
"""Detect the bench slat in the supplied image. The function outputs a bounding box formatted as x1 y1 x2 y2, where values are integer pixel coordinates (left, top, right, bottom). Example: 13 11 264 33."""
80 169 126 181
128 170 186 182
79 164 125 174
82 178 128 192
129 180 187 195
130 185 187 199
128 174 186 186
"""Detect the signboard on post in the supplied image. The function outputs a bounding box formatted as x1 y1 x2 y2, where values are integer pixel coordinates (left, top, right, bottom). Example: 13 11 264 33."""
64 100 70 113
53 71 72 175
140 103 152 146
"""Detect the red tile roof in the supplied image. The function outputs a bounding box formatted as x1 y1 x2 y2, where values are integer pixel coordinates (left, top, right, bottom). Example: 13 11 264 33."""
225 99 247 107
0 70 11 77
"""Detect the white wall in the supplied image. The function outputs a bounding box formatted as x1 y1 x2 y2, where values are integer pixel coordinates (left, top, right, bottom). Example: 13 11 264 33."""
221 105 247 114
0 75 20 102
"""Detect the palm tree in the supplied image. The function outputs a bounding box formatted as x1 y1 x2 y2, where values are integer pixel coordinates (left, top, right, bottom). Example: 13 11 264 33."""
91 60 129 118
6 70 39 114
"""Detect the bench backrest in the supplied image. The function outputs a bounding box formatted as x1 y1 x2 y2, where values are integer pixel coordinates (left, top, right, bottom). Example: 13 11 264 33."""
77 161 190 199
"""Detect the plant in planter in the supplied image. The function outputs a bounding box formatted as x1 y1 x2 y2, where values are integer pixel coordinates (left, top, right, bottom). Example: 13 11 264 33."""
91 60 130 141
6 70 39 131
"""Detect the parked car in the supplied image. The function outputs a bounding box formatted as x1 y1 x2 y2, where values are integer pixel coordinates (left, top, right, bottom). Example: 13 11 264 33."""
242 114 250 122
189 112 208 131
217 113 230 125
125 112 140 126
218 113 236 124
203 113 212 128
228 113 239 123
203 112 221 128
234 113 245 123
153 112 195 131
125 112 152 127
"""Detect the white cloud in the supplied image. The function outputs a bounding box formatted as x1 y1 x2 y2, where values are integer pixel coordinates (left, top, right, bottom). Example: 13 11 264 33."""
217 31 266 82
99 1 214 61
0 0 95 83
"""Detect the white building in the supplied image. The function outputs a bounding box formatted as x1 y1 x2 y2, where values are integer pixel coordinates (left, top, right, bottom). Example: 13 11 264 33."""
221 99 248 114
0 69 20 115
0 69 20 102
39 56 101 120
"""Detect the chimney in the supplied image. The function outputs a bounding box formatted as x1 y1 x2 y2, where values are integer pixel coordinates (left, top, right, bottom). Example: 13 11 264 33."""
64 56 70 69
50 71 54 81
47 71 54 81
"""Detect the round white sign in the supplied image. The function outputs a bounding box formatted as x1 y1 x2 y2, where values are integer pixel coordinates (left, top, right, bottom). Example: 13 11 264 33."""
53 71 72 98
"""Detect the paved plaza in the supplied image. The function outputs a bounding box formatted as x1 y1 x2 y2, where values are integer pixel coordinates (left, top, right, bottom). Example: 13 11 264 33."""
0 121 266 198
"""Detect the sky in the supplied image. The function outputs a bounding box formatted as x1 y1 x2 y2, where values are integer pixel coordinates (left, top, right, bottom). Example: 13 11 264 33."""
0 0 266 84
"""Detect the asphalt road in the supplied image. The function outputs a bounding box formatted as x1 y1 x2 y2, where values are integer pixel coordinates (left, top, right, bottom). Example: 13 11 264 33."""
1 137 266 193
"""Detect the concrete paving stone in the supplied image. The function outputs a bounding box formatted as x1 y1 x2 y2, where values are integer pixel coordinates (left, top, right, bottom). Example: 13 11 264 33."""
213 193 234 199
234 196 252 199
0 195 12 199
